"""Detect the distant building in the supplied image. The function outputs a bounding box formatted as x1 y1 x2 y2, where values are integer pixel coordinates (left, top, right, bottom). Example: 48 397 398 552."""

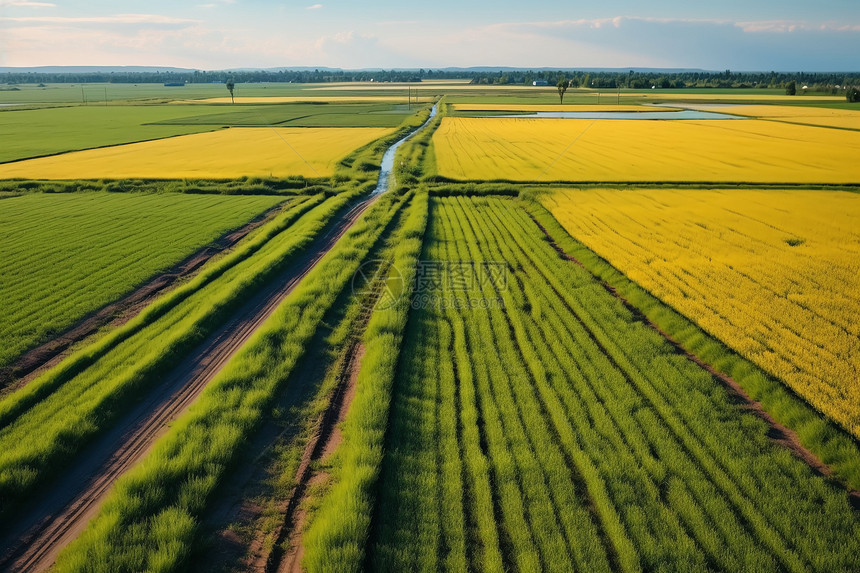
532 80 548 87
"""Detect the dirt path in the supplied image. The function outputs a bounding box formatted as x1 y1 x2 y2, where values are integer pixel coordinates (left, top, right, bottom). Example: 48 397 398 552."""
529 213 860 504
0 202 286 395
266 342 365 573
0 195 378 573
256 269 389 573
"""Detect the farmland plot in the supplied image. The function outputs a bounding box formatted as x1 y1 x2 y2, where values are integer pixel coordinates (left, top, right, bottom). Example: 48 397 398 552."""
0 192 286 371
432 117 860 183
0 127 393 179
541 188 860 438
367 196 859 573
706 105 860 130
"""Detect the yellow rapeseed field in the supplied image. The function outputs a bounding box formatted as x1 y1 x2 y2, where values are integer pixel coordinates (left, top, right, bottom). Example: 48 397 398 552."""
706 104 860 130
542 188 860 437
432 117 860 183
452 103 670 112
614 93 845 102
0 127 393 179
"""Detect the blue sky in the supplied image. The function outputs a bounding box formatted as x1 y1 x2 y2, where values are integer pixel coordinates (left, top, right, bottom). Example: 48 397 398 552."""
1 1 858 70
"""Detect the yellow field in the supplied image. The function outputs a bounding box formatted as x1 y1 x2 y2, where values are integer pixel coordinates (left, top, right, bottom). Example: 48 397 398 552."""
432 117 860 183
176 96 428 104
613 92 845 102
542 188 860 437
706 105 860 130
0 127 392 179
452 103 671 112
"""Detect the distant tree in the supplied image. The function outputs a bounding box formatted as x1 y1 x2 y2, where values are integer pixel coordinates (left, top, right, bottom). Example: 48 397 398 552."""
785 80 796 96
557 76 569 104
226 79 235 103
847 87 860 103
582 73 592 89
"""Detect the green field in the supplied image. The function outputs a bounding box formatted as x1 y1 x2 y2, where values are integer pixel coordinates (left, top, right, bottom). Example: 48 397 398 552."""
151 102 417 128
0 102 414 164
0 191 336 510
0 192 286 371
0 82 312 104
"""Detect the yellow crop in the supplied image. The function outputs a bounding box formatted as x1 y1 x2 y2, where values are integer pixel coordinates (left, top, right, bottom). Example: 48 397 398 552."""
432 117 860 183
613 93 845 102
452 104 671 112
542 188 860 436
707 105 860 130
0 127 392 179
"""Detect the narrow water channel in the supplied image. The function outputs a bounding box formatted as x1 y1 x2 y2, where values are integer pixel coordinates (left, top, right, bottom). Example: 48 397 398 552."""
373 103 438 195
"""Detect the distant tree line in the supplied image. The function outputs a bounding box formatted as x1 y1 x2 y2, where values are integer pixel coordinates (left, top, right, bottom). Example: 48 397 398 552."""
0 69 444 85
469 70 860 95
1 68 858 98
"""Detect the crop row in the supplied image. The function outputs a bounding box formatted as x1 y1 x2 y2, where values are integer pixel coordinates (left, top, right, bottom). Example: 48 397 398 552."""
364 196 858 572
0 188 349 515
54 187 421 571
0 192 287 371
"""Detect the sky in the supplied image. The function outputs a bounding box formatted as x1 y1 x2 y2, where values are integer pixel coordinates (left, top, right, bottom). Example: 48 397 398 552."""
1 1 859 71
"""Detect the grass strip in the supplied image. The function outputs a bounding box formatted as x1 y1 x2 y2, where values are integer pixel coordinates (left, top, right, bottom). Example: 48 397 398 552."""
302 190 429 573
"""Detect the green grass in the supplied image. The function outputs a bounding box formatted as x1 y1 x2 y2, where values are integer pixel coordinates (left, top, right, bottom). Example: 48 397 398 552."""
0 189 352 514
151 103 416 128
302 190 429 573
360 196 859 573
0 82 309 105
53 188 419 572
0 192 287 372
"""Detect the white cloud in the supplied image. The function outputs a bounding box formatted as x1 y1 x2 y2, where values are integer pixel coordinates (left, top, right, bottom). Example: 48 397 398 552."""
306 4 322 10
0 1 56 6
0 14 198 25
3 11 859 70
735 20 860 33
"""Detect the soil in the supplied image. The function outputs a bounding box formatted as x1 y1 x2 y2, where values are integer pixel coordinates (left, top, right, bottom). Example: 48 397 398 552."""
0 195 377 573
528 213 860 502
